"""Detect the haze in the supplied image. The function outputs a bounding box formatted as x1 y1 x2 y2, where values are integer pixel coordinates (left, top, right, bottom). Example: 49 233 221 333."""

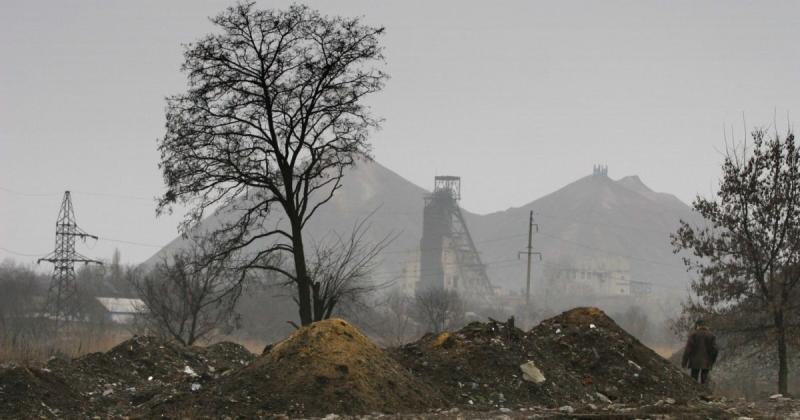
2 0 799 264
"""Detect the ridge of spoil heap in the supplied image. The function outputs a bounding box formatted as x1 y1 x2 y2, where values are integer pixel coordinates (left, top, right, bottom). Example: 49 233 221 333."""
393 307 702 413
151 318 446 418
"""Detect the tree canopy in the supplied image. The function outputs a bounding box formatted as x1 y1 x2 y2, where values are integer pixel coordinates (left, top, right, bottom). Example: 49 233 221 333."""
157 2 387 325
672 128 800 393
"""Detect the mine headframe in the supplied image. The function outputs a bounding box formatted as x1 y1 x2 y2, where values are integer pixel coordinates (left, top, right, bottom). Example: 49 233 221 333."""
418 176 493 299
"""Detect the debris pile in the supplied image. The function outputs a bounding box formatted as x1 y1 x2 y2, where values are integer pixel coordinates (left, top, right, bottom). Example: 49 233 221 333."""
528 307 701 405
44 335 254 417
391 317 552 409
393 307 701 411
4 308 791 418
0 365 84 419
155 318 446 418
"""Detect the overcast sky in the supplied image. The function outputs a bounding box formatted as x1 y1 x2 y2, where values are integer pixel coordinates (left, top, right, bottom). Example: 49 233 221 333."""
2 0 800 265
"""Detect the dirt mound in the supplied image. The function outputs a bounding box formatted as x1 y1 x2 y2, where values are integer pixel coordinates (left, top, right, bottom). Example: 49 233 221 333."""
529 307 700 404
391 318 549 410
393 308 701 411
156 318 446 417
0 365 85 419
45 336 254 417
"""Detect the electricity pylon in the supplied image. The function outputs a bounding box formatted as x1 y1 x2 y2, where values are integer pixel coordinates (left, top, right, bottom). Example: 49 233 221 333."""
38 191 102 324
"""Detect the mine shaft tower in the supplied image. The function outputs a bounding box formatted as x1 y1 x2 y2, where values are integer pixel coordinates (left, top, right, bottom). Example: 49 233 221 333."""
418 176 493 298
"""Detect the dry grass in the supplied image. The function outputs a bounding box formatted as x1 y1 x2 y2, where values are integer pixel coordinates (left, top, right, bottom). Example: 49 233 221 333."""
0 327 132 365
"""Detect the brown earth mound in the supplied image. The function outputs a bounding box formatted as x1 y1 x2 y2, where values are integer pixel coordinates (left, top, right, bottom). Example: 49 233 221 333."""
154 318 446 418
0 364 85 419
393 307 701 411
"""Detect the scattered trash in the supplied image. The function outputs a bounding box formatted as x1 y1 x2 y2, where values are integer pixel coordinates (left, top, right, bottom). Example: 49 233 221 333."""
519 361 546 384
183 366 198 377
191 383 201 392
595 392 612 404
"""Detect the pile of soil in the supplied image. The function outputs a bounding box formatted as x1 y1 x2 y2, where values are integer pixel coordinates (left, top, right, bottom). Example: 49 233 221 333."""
391 318 552 409
392 307 701 411
0 365 85 419
44 336 254 417
155 318 446 418
528 307 700 405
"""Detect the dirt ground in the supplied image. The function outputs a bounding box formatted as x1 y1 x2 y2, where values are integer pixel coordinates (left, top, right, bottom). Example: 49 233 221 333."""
1 308 798 419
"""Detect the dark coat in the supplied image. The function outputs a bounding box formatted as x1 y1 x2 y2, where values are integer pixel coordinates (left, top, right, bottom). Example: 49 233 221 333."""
681 327 718 370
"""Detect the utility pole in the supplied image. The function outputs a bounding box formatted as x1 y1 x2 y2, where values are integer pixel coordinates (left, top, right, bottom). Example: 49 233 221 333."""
38 191 102 326
518 210 541 305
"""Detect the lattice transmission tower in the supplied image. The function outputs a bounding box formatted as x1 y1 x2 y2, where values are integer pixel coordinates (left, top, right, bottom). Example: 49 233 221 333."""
38 191 102 322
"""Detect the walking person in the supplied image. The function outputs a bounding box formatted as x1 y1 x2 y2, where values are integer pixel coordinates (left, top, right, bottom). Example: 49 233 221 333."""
681 319 719 385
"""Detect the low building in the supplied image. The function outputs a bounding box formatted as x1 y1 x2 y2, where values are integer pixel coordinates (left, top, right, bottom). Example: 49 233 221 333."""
95 297 145 324
545 256 631 297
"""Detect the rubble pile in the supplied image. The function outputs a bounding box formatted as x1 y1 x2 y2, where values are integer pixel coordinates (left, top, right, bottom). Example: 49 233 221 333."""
0 365 85 418
4 308 794 419
154 318 446 418
391 318 555 409
393 308 701 411
44 336 254 417
527 307 700 405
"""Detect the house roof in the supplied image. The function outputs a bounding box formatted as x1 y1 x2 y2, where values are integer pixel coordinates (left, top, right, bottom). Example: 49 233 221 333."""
95 297 145 314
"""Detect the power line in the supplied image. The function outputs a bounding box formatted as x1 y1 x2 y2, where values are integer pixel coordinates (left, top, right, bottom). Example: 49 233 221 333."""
0 246 47 258
0 186 60 197
536 231 686 269
97 236 167 248
0 186 154 201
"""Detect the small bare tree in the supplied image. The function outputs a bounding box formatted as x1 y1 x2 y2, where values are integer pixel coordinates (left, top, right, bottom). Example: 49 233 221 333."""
413 287 464 334
131 238 247 346
381 289 415 346
303 216 394 321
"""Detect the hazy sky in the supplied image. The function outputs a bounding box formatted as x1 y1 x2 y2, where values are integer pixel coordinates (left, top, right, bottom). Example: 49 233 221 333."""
2 0 799 265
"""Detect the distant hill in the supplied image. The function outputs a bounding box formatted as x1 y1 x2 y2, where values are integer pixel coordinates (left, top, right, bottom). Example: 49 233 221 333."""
465 171 699 296
146 161 697 296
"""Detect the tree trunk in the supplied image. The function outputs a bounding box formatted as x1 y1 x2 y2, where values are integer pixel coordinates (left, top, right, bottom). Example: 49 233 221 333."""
290 219 313 326
775 308 789 394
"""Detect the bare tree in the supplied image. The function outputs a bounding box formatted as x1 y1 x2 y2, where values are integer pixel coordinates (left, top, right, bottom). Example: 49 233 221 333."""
130 238 247 346
0 261 48 349
302 215 394 321
156 2 387 326
413 287 464 334
672 128 800 394
380 289 415 346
